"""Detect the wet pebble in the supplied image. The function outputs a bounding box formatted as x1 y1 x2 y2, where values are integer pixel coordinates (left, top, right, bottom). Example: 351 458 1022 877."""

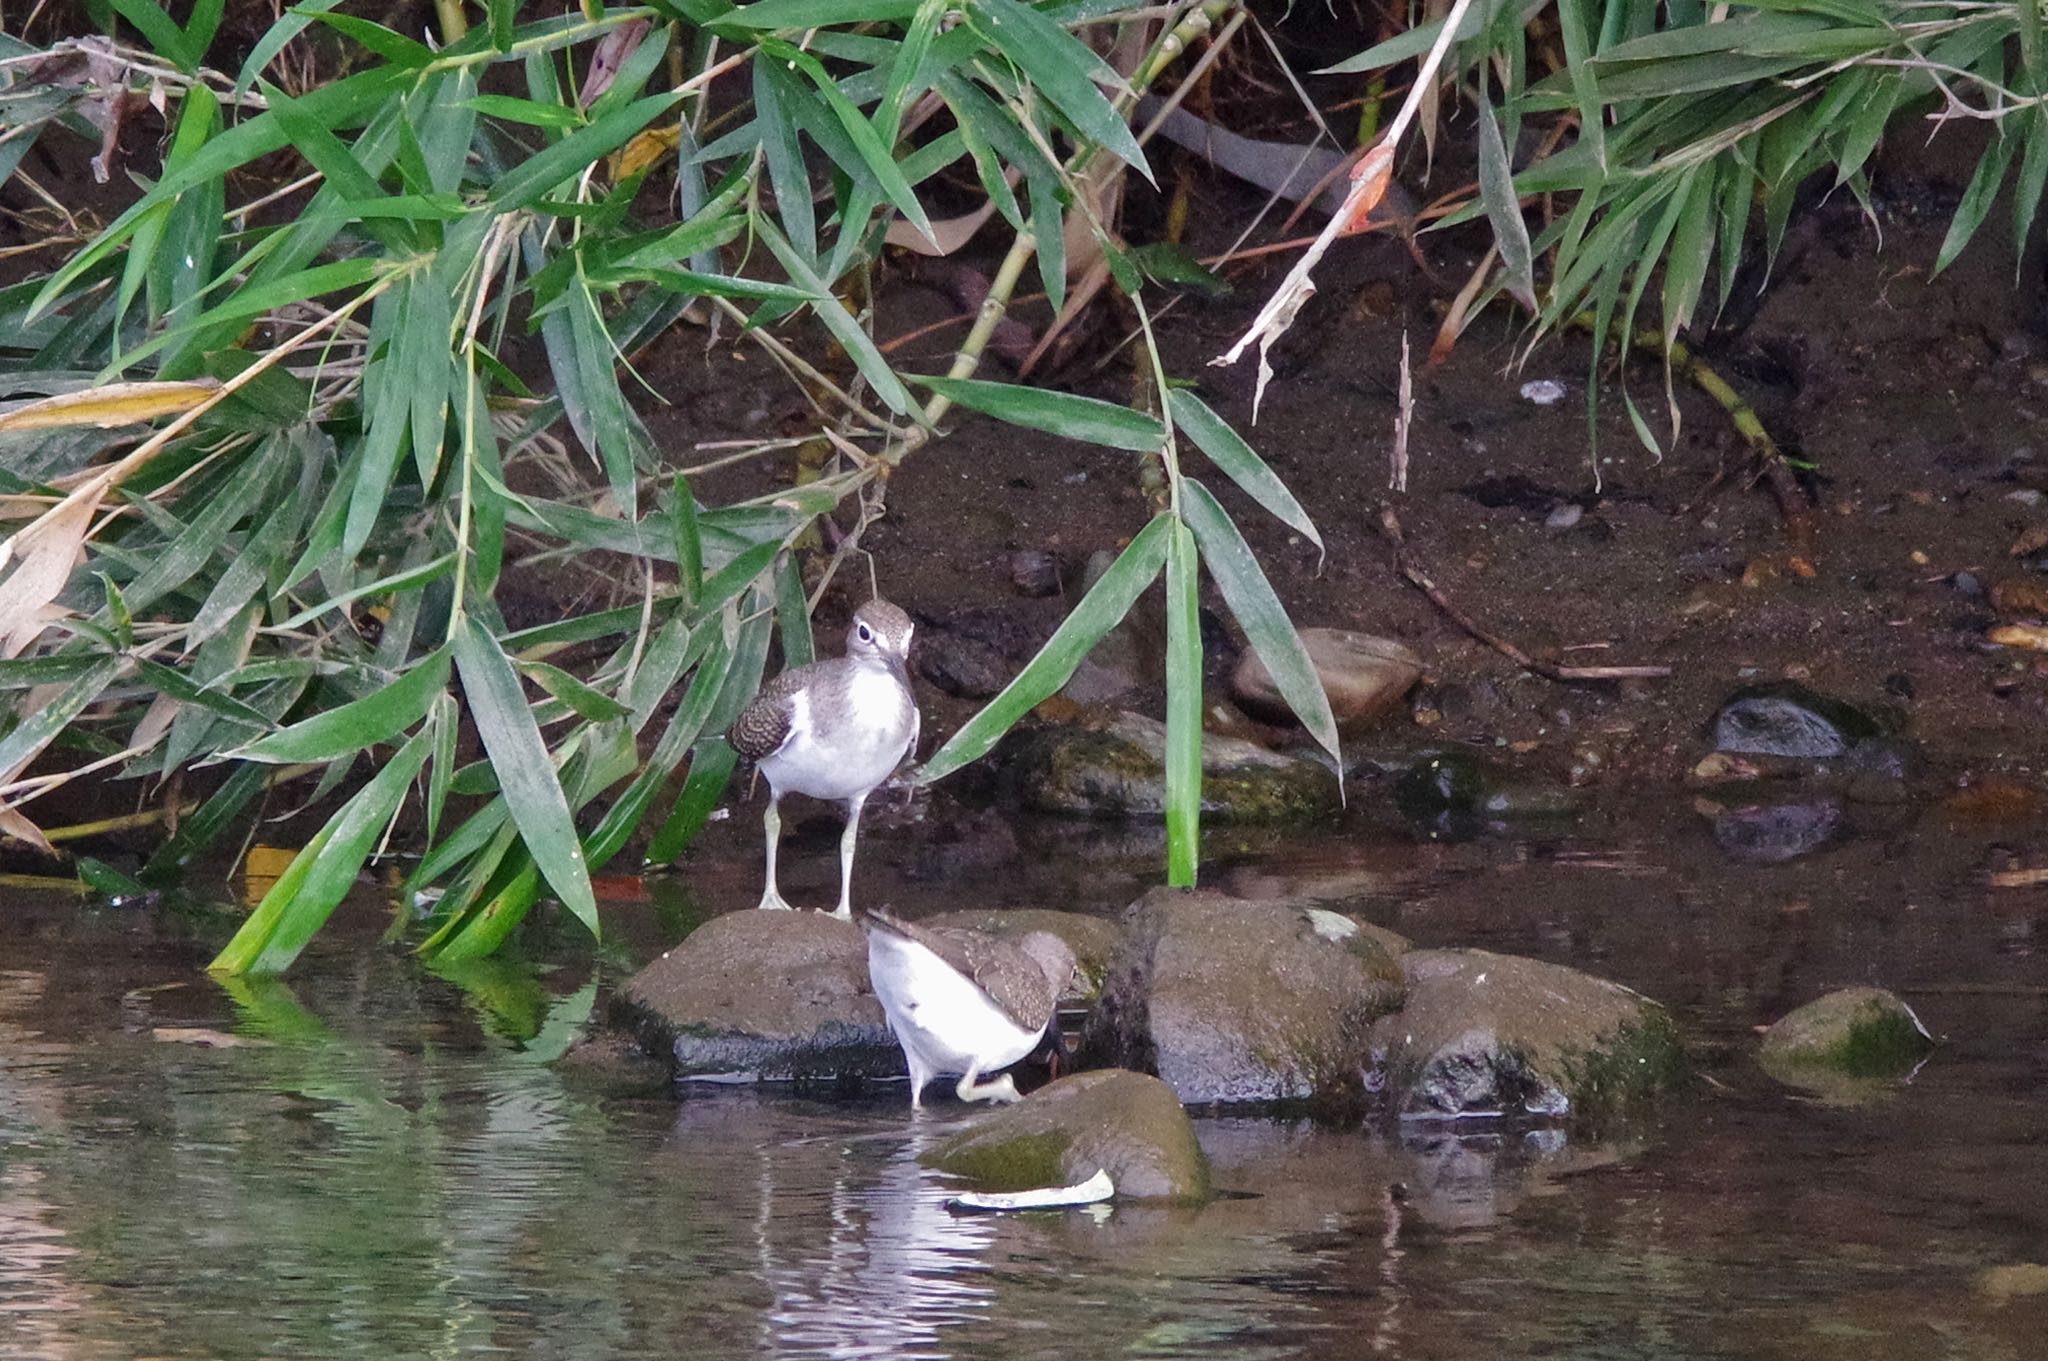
1231 627 1422 733
1544 503 1585 532
1712 682 1885 759
1954 571 1984 597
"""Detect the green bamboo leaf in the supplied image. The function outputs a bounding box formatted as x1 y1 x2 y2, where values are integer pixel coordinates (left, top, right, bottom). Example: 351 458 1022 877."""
1937 127 2017 275
516 660 632 721
305 10 436 67
773 550 814 668
132 660 275 731
712 0 919 28
110 0 191 68
141 761 267 883
969 0 1151 183
278 554 456 631
235 0 344 101
917 375 1162 451
231 646 450 764
753 58 818 259
583 633 733 868
672 477 703 608
756 217 917 415
0 655 125 781
466 93 585 128
491 92 682 211
1030 173 1067 315
1181 480 1339 767
647 738 739 861
1165 389 1321 552
1163 518 1200 887
1476 87 1537 312
918 515 1171 784
426 691 457 847
451 616 600 940
2017 108 2048 281
422 858 542 964
207 727 433 975
766 39 936 245
76 855 149 902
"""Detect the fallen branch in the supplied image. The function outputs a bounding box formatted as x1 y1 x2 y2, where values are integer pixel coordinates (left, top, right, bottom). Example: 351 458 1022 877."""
1375 505 1672 682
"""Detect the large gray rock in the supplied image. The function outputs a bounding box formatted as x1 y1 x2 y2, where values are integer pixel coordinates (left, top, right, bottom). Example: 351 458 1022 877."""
613 911 900 1084
1713 682 1886 758
922 1068 1210 1202
1759 987 1934 1100
1079 888 1405 1106
920 908 1123 1001
1375 949 1683 1121
1006 709 1341 823
1232 628 1422 732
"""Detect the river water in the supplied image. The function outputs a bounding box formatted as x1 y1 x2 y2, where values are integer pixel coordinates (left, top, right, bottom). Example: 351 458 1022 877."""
2 796 2044 1359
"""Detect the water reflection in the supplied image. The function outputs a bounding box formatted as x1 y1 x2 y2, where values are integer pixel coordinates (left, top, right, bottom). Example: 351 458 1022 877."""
2 798 2047 1359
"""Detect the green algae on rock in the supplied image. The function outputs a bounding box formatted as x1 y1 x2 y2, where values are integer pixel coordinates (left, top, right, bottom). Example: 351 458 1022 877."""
1375 948 1685 1123
1005 709 1341 823
1759 986 1934 1098
922 1068 1210 1202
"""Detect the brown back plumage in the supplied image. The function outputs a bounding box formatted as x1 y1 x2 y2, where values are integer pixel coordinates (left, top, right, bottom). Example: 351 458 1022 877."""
859 908 1074 1034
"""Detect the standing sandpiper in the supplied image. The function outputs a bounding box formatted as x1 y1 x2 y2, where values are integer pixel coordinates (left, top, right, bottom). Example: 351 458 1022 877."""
727 599 919 919
859 908 1076 1108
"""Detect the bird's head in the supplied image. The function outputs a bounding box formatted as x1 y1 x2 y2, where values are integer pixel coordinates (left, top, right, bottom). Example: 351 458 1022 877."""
848 599 914 666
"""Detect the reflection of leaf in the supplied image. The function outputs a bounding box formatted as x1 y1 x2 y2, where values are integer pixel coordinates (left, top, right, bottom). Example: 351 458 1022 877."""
214 972 335 1044
430 956 549 1043
516 980 598 1064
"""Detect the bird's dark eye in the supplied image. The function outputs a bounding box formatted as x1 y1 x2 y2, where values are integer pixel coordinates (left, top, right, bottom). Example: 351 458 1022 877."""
858 623 874 642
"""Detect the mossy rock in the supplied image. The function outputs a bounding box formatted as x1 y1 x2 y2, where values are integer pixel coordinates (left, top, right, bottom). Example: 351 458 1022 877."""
1374 949 1686 1123
1079 888 1406 1108
921 1069 1210 1202
1759 987 1934 1097
612 910 901 1085
1005 709 1341 823
921 908 1123 1001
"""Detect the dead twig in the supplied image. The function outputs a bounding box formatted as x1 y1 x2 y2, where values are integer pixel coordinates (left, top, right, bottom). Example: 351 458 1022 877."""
1375 505 1672 682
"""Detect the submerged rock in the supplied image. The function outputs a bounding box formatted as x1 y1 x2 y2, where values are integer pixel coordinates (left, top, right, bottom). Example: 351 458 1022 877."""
1712 682 1887 759
1005 709 1341 823
1374 949 1684 1122
1759 987 1934 1098
920 908 1123 1001
1391 748 1586 835
921 1068 1210 1202
1230 628 1422 732
1078 888 1405 1107
613 911 899 1085
1707 796 1847 863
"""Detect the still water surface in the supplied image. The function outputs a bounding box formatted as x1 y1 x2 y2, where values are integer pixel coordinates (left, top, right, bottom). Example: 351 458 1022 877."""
2 799 2045 1359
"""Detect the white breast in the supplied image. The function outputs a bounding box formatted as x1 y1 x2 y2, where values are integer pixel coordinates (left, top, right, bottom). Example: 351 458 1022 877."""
760 668 913 802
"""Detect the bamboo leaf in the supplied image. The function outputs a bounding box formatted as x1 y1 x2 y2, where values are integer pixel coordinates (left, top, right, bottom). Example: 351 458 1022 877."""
917 375 1162 451
451 616 599 940
919 515 1171 783
647 737 740 861
231 647 450 764
1476 86 1538 312
206 727 433 975
516 660 632 721
757 217 917 415
1163 518 1200 887
969 0 1151 183
0 655 125 782
1937 127 2018 275
1181 480 1339 767
0 380 221 433
1165 389 1321 551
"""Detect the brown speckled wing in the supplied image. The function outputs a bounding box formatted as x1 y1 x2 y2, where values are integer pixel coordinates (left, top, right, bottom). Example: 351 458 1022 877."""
726 665 813 760
862 910 1063 1033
